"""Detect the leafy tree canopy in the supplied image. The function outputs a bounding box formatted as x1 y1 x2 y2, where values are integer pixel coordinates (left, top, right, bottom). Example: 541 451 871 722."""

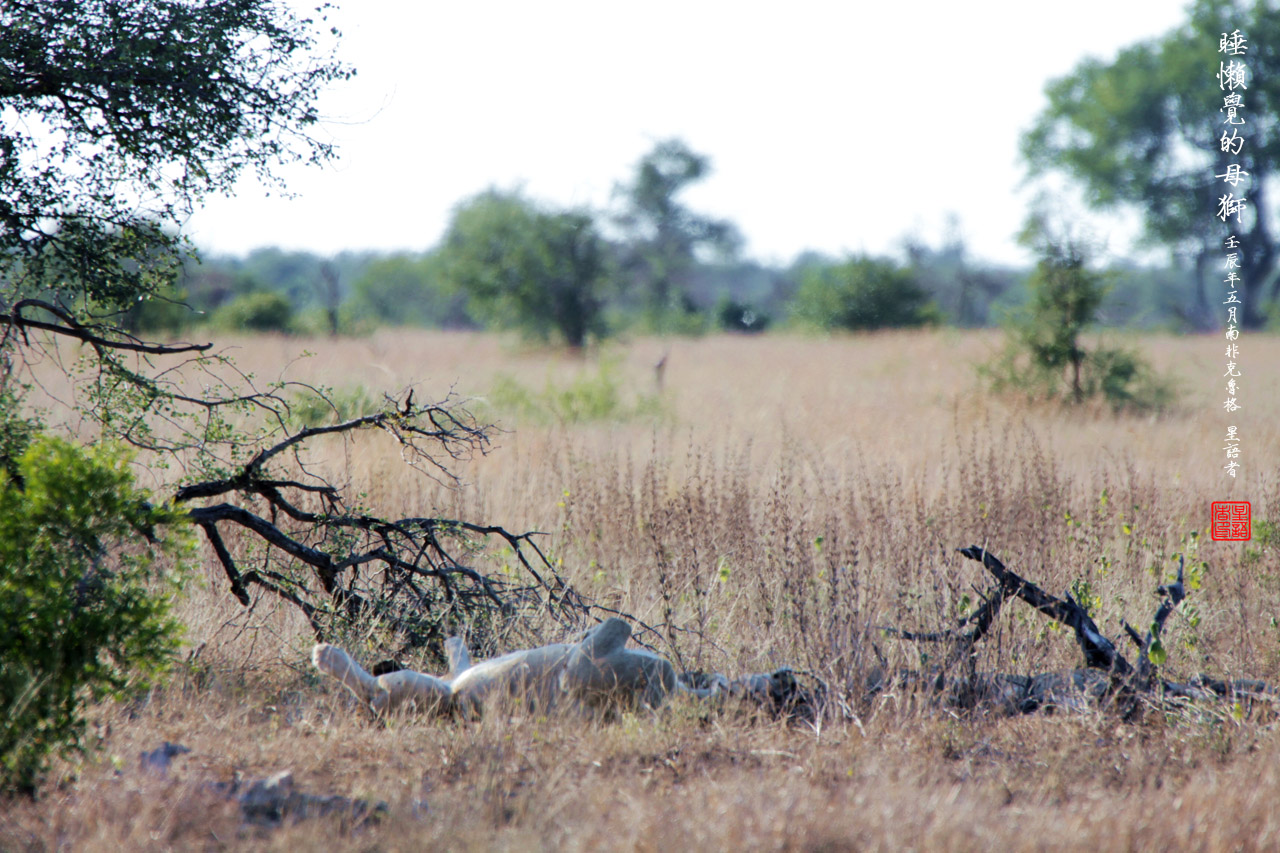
0 0 352 321
439 190 608 349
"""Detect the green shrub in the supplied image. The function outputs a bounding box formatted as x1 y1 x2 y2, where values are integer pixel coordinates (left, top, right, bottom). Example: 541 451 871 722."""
211 291 294 332
0 436 189 795
121 285 196 334
485 359 665 424
982 242 1176 412
715 295 770 333
792 255 936 331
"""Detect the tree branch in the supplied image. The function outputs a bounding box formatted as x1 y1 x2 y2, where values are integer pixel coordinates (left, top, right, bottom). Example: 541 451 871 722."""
958 545 1131 675
4 299 211 355
197 520 250 606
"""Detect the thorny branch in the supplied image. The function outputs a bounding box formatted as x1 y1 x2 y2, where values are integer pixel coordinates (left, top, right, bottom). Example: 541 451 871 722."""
170 405 606 656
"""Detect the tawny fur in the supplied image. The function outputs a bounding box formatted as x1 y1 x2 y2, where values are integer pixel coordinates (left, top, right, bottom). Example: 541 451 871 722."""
313 617 743 719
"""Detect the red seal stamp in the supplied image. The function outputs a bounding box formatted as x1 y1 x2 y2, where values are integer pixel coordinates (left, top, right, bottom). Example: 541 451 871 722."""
1210 501 1251 541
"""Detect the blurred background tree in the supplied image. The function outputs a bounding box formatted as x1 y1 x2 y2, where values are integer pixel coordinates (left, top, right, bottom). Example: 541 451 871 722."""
439 190 609 349
350 252 474 329
1022 0 1280 329
612 139 743 329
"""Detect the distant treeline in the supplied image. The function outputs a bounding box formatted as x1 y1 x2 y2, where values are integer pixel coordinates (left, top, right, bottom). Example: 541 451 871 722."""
133 242 1207 340
132 141 1212 342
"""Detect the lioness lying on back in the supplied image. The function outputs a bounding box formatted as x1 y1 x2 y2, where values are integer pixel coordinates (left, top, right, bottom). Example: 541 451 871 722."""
312 617 795 718
313 618 707 717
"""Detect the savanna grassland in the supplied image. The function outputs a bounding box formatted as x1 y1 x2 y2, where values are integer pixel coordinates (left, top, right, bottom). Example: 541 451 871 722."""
4 328 1280 852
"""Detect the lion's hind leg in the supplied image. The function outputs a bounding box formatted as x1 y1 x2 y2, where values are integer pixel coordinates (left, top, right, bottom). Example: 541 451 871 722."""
312 643 387 711
374 670 452 715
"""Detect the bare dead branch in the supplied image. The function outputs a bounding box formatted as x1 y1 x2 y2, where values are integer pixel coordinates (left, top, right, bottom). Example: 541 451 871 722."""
197 521 250 606
958 545 1131 675
188 503 339 590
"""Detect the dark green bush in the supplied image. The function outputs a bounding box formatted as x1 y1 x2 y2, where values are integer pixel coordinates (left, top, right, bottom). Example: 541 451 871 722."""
121 285 195 334
716 295 770 333
792 256 935 331
212 291 294 332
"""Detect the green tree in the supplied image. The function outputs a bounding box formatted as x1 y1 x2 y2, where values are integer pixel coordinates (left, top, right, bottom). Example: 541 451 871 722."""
0 435 189 795
0 0 351 323
613 139 742 325
350 252 474 328
439 190 608 348
1022 0 1280 328
1010 242 1106 403
791 255 935 331
983 241 1174 410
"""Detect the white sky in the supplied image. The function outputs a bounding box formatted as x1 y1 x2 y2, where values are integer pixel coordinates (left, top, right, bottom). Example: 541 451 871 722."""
184 1 1196 268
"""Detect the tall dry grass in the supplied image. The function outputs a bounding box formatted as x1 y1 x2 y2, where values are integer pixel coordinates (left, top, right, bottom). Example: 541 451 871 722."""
5 328 1280 851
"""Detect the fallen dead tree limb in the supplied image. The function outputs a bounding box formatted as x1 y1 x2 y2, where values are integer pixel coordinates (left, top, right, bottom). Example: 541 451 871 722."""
877 546 1276 718
956 545 1129 674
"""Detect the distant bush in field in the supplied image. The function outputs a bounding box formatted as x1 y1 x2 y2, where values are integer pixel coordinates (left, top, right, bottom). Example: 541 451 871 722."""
121 286 197 334
715 295 770 333
791 256 937 331
981 242 1177 412
288 386 384 428
212 291 294 333
483 359 665 424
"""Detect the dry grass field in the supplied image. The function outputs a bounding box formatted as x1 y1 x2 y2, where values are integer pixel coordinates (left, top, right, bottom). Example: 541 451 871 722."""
5 328 1280 851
